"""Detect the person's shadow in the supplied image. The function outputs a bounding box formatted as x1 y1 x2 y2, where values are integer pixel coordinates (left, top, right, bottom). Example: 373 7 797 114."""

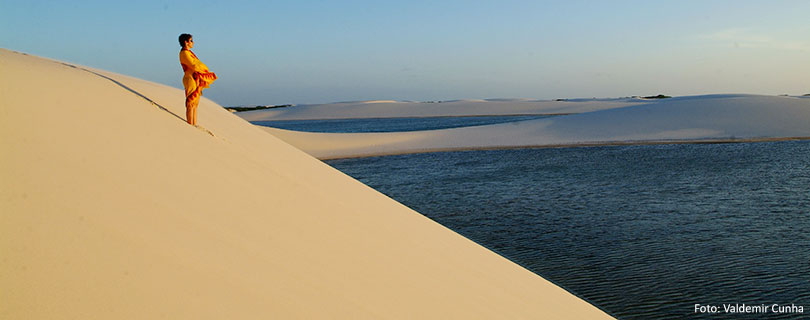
60 62 187 123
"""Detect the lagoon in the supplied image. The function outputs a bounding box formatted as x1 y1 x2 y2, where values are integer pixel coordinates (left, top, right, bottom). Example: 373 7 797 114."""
251 114 555 133
327 141 810 319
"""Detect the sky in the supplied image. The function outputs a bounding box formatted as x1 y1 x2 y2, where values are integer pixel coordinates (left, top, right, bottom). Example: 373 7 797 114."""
2 0 809 106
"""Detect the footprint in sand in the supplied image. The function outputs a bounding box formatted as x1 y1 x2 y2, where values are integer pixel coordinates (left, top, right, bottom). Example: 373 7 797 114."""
195 125 215 137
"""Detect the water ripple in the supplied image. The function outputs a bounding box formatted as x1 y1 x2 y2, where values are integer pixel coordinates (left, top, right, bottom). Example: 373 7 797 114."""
328 141 810 319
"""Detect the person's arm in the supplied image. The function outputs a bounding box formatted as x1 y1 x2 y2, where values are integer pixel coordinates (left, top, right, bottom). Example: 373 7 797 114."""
180 50 209 73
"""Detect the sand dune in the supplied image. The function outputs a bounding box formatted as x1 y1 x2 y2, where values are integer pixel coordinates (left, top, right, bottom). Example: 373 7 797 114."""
0 49 612 318
255 94 810 159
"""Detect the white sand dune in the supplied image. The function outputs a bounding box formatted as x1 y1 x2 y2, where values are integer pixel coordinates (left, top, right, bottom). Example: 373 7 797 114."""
256 94 810 159
239 97 645 121
0 49 613 318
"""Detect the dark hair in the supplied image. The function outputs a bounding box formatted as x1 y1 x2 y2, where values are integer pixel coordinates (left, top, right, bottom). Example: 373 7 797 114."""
178 33 192 47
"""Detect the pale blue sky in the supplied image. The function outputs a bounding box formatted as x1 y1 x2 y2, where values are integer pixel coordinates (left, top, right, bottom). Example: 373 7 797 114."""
2 0 808 106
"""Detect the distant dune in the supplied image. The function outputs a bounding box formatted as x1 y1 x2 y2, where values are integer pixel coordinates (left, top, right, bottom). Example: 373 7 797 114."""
239 98 645 121
250 94 810 159
0 49 613 319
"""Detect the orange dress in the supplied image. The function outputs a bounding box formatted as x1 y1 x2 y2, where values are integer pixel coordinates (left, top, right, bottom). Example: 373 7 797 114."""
179 49 217 106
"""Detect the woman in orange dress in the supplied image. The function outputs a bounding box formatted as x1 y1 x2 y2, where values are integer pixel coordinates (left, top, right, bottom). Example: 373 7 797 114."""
179 33 217 126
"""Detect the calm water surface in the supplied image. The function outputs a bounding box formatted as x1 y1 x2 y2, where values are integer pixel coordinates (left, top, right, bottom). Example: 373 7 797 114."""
327 141 810 319
252 114 554 133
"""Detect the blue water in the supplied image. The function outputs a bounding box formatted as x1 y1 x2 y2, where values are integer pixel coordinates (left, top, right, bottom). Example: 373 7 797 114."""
252 114 554 133
327 141 810 319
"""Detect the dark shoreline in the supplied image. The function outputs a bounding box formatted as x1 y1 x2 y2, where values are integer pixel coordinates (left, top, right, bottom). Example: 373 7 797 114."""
320 136 810 161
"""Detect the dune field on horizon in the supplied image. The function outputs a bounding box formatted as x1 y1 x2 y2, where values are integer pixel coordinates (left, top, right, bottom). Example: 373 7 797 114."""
244 94 810 160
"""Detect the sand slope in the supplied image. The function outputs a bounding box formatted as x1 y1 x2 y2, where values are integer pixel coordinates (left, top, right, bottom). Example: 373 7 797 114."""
257 94 810 159
0 49 612 318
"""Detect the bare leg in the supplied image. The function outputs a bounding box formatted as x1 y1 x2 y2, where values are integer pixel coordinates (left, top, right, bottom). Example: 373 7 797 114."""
191 100 199 125
186 97 201 125
185 98 194 125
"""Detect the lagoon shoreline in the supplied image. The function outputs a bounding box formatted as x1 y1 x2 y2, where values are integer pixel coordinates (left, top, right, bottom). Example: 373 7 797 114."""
313 136 810 160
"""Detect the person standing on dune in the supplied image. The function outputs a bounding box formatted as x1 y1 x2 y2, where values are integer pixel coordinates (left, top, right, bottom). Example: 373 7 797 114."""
179 33 217 126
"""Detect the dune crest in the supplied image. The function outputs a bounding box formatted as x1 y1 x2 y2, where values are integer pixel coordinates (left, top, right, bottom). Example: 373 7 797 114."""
0 49 612 319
